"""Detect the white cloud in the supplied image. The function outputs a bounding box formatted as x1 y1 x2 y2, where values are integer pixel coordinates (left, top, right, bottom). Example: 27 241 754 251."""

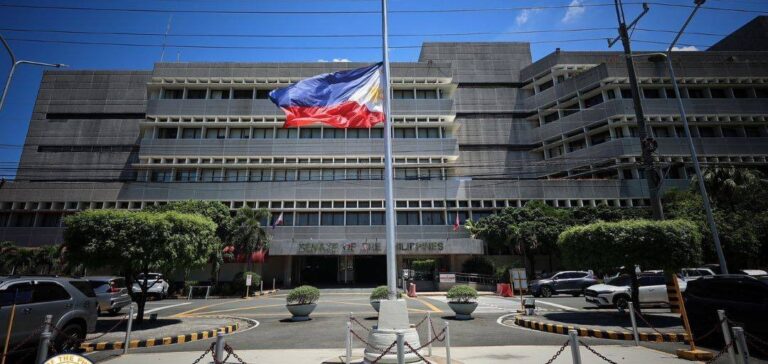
671 45 699 52
562 0 586 23
317 58 351 63
515 9 540 26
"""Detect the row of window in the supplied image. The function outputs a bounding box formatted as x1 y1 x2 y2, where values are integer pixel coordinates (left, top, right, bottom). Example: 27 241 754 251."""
141 156 446 167
142 167 446 182
151 88 443 100
154 126 444 140
37 145 136 153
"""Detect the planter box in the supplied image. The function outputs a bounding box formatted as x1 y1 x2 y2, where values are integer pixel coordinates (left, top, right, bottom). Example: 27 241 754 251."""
286 303 316 321
448 302 478 320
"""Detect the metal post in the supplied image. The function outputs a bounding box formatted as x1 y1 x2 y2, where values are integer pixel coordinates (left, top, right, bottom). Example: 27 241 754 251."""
345 321 352 364
627 302 640 346
214 332 225 363
273 278 276 292
0 35 67 113
395 331 405 364
380 0 398 300
123 304 134 355
205 286 211 300
35 315 52 364
260 280 264 295
718 310 737 364
732 327 749 364
445 322 451 364
188 287 193 300
427 312 433 356
568 330 582 364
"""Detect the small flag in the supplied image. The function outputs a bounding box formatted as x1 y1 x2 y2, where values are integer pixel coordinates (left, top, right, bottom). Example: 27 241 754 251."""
453 213 461 232
269 63 385 128
272 212 284 230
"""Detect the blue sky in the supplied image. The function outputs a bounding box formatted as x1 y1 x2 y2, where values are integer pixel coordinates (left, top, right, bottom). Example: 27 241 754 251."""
0 0 765 176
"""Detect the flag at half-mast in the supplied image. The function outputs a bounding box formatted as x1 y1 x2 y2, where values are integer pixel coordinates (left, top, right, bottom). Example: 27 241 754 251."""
268 63 385 128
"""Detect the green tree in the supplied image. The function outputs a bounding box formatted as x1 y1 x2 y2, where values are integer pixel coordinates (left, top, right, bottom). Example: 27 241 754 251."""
146 201 234 287
33 245 61 275
0 241 18 274
230 207 271 272
63 210 217 323
558 219 702 312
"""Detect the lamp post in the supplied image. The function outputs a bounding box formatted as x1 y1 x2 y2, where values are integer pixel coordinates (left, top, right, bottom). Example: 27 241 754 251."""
0 34 67 112
638 0 728 274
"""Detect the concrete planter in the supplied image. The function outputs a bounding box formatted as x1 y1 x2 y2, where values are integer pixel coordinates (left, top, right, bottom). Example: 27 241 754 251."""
286 303 316 321
370 300 381 312
448 301 478 320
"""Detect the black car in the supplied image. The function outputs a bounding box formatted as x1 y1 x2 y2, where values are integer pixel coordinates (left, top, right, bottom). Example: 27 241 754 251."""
684 275 768 355
530 271 598 298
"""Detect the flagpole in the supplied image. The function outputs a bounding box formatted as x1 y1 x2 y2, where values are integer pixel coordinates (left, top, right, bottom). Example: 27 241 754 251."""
380 0 397 300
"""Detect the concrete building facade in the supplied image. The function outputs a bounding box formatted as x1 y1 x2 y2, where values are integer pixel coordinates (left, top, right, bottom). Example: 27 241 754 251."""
1 20 767 285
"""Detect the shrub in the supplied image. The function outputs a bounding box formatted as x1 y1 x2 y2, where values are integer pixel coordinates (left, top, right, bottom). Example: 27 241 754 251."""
369 285 402 301
232 271 261 295
411 259 436 273
461 256 495 276
446 285 478 304
287 285 320 305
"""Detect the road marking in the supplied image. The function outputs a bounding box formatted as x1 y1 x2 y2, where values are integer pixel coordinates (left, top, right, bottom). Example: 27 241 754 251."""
144 302 192 314
495 313 533 332
321 300 373 307
409 297 443 313
173 299 242 317
190 303 286 316
533 299 580 312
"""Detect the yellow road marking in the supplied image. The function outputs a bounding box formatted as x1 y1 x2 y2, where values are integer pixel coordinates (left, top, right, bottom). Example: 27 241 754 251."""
173 299 243 318
407 297 443 313
187 303 286 316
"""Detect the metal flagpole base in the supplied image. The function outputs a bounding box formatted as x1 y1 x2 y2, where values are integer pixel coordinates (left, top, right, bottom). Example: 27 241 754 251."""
363 300 421 363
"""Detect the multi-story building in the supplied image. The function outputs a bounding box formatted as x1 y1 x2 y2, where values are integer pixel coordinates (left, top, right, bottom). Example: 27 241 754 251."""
1 17 766 286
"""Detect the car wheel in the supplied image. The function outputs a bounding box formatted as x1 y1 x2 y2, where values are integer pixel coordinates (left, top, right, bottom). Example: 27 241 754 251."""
108 307 122 315
540 286 553 298
55 323 85 352
571 292 581 297
614 296 629 311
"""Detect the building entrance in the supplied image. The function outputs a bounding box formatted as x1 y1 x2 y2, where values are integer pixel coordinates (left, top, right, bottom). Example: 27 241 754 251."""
354 255 387 285
299 256 338 285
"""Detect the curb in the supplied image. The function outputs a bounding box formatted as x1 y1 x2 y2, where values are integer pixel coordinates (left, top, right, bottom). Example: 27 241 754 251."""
513 316 689 343
79 323 238 352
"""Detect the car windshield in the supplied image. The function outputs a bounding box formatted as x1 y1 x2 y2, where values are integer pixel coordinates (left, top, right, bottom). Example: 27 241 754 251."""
607 275 631 287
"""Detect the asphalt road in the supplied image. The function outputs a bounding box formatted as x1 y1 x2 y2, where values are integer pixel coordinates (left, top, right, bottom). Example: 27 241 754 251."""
84 290 705 363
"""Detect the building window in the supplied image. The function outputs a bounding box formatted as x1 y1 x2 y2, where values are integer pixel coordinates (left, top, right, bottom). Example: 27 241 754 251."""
396 211 420 225
642 88 661 99
722 127 739 137
151 170 173 182
273 169 295 182
447 211 468 226
229 128 250 139
698 127 716 137
255 89 271 99
250 169 269 182
162 89 183 99
158 128 178 139
732 88 750 98
252 128 274 139
539 79 554 92
653 127 670 138
370 212 385 225
299 128 322 139
347 129 370 139
745 127 763 137
687 88 705 98
298 169 322 181
210 89 230 99
543 112 559 123
417 128 440 139
370 128 384 138
422 211 445 225
755 88 768 98
201 169 224 182
181 128 201 139
606 89 616 100
225 169 248 182
568 139 585 152
416 90 438 99
591 131 610 145
323 128 345 139
394 128 416 139
232 89 253 99
710 88 727 98
276 128 298 139
205 128 226 139
186 89 206 99
393 89 414 99
321 212 344 226
620 89 633 99
347 212 370 225
296 212 319 226
175 169 197 182
583 93 604 108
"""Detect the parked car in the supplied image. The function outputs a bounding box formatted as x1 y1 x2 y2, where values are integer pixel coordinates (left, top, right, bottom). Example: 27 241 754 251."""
681 268 716 281
685 275 768 353
0 276 98 352
736 269 768 276
131 273 170 300
585 273 686 310
530 271 598 298
88 276 132 315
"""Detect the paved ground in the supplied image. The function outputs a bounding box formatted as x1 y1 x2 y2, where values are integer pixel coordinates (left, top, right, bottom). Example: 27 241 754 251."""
77 290 768 363
85 316 245 343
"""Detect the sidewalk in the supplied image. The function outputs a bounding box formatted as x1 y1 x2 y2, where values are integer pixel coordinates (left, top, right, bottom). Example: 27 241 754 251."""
102 345 700 363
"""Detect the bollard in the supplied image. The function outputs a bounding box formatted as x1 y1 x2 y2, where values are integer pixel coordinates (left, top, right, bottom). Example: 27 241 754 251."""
732 327 749 364
396 331 405 364
426 312 432 357
627 302 640 346
718 310 737 364
123 304 135 355
260 280 264 295
35 315 52 364
345 321 352 364
445 322 451 364
273 278 276 292
214 332 225 363
568 330 582 364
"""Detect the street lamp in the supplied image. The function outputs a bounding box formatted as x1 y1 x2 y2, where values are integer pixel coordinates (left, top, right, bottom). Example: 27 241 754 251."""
0 34 68 112
637 0 729 274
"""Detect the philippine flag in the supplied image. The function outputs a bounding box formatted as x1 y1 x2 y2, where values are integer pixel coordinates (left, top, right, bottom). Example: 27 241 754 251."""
272 212 284 230
268 63 385 128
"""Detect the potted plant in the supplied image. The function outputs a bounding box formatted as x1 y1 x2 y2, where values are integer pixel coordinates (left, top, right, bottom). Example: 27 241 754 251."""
369 286 402 312
446 285 478 320
286 285 320 321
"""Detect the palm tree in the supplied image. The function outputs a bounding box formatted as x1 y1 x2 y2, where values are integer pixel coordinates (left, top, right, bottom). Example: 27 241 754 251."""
7 249 35 275
696 167 764 207
0 241 18 274
33 245 61 275
231 207 271 272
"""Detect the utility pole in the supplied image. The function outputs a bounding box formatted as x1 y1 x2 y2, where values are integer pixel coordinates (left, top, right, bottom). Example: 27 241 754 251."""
610 1 664 220
1 34 67 112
